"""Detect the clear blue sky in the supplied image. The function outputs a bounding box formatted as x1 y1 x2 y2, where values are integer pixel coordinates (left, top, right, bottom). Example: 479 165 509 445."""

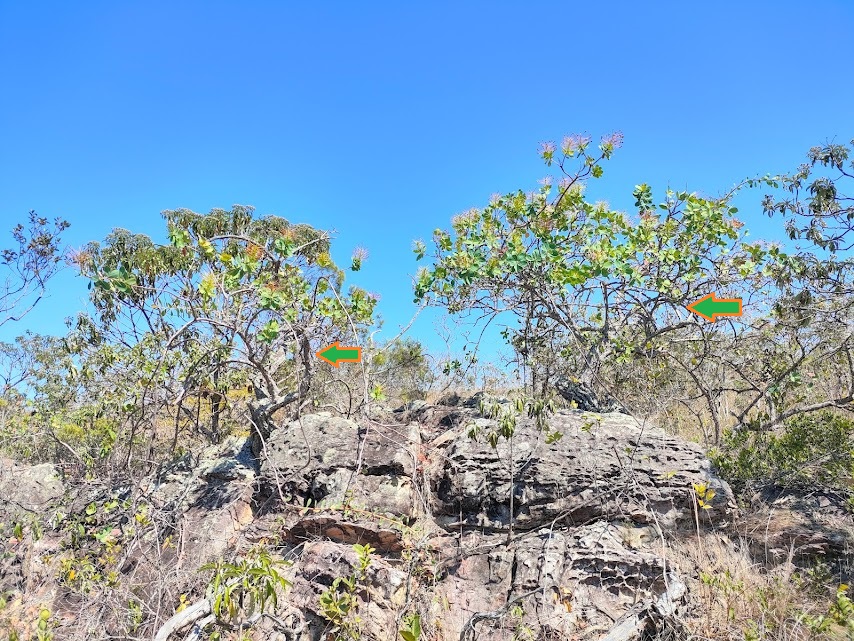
1 1 852 358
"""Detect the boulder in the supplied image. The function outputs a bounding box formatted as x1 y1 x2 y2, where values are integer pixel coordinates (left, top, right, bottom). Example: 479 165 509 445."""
259 412 420 519
0 457 64 522
435 391 463 407
461 391 512 409
555 375 628 413
393 399 428 414
428 409 735 533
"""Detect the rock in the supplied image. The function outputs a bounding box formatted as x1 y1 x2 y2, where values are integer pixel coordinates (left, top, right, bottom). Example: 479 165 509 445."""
282 540 408 637
259 413 420 518
461 391 512 409
429 410 734 532
365 403 395 421
0 458 64 522
283 514 405 553
393 399 428 414
116 436 260 621
197 435 257 482
436 391 463 407
555 375 628 413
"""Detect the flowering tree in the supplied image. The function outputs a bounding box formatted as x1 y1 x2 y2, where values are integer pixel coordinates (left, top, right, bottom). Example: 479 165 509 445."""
414 135 853 442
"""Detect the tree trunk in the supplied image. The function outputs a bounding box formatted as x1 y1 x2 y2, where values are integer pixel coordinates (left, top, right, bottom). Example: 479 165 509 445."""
210 361 224 442
248 397 277 457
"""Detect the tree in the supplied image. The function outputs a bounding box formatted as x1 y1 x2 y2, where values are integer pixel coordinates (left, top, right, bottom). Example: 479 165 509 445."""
413 135 759 398
0 211 69 327
761 139 854 252
414 135 853 442
77 205 377 465
367 337 432 404
742 138 854 428
0 332 107 467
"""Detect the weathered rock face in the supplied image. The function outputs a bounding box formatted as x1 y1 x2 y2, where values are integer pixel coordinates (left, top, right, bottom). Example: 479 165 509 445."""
259 412 419 521
0 459 64 607
554 376 628 413
255 413 421 558
0 457 65 522
403 407 732 640
2 398 851 641
428 409 734 533
422 524 689 641
249 406 735 641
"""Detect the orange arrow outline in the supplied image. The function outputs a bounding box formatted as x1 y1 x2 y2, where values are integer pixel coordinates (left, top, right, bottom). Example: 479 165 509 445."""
686 293 743 322
316 341 362 367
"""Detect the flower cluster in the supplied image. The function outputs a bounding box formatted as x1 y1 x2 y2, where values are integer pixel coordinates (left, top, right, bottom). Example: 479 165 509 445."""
539 141 557 156
600 131 624 149
561 134 591 155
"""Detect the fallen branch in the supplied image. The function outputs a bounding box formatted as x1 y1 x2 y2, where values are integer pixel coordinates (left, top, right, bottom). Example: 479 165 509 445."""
153 598 211 641
184 614 216 641
181 609 306 641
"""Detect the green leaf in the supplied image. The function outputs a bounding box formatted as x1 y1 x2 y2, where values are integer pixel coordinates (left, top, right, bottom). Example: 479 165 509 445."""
273 236 295 257
258 319 280 344
413 240 426 261
168 227 191 249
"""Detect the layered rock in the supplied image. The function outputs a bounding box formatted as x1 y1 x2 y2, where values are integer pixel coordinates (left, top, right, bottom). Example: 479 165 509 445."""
2 398 851 641
428 409 734 534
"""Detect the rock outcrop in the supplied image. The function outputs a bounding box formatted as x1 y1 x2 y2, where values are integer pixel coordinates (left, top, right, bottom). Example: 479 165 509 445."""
0 457 65 523
1 398 851 641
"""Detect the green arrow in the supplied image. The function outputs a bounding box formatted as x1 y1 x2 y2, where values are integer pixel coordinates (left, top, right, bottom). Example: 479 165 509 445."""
316 341 362 367
687 293 743 321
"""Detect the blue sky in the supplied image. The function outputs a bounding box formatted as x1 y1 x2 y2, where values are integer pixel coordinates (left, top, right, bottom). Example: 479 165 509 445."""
1 1 852 360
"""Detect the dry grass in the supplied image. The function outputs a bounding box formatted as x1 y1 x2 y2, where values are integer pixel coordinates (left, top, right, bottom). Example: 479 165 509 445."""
664 526 852 641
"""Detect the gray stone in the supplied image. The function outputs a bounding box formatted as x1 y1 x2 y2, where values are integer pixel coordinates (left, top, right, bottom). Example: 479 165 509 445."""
259 414 420 518
0 458 64 521
555 375 629 413
429 410 734 532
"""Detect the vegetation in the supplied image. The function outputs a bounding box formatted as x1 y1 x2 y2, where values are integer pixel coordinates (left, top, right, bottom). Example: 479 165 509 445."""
0 136 852 641
416 135 853 446
711 411 854 498
0 212 69 328
201 547 291 635
319 542 376 641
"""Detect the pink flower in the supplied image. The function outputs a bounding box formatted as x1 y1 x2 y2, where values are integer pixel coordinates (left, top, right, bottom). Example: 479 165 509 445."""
539 141 557 156
601 132 624 149
562 134 591 153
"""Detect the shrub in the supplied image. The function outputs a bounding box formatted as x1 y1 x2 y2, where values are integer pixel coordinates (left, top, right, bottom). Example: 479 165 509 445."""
711 411 854 496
